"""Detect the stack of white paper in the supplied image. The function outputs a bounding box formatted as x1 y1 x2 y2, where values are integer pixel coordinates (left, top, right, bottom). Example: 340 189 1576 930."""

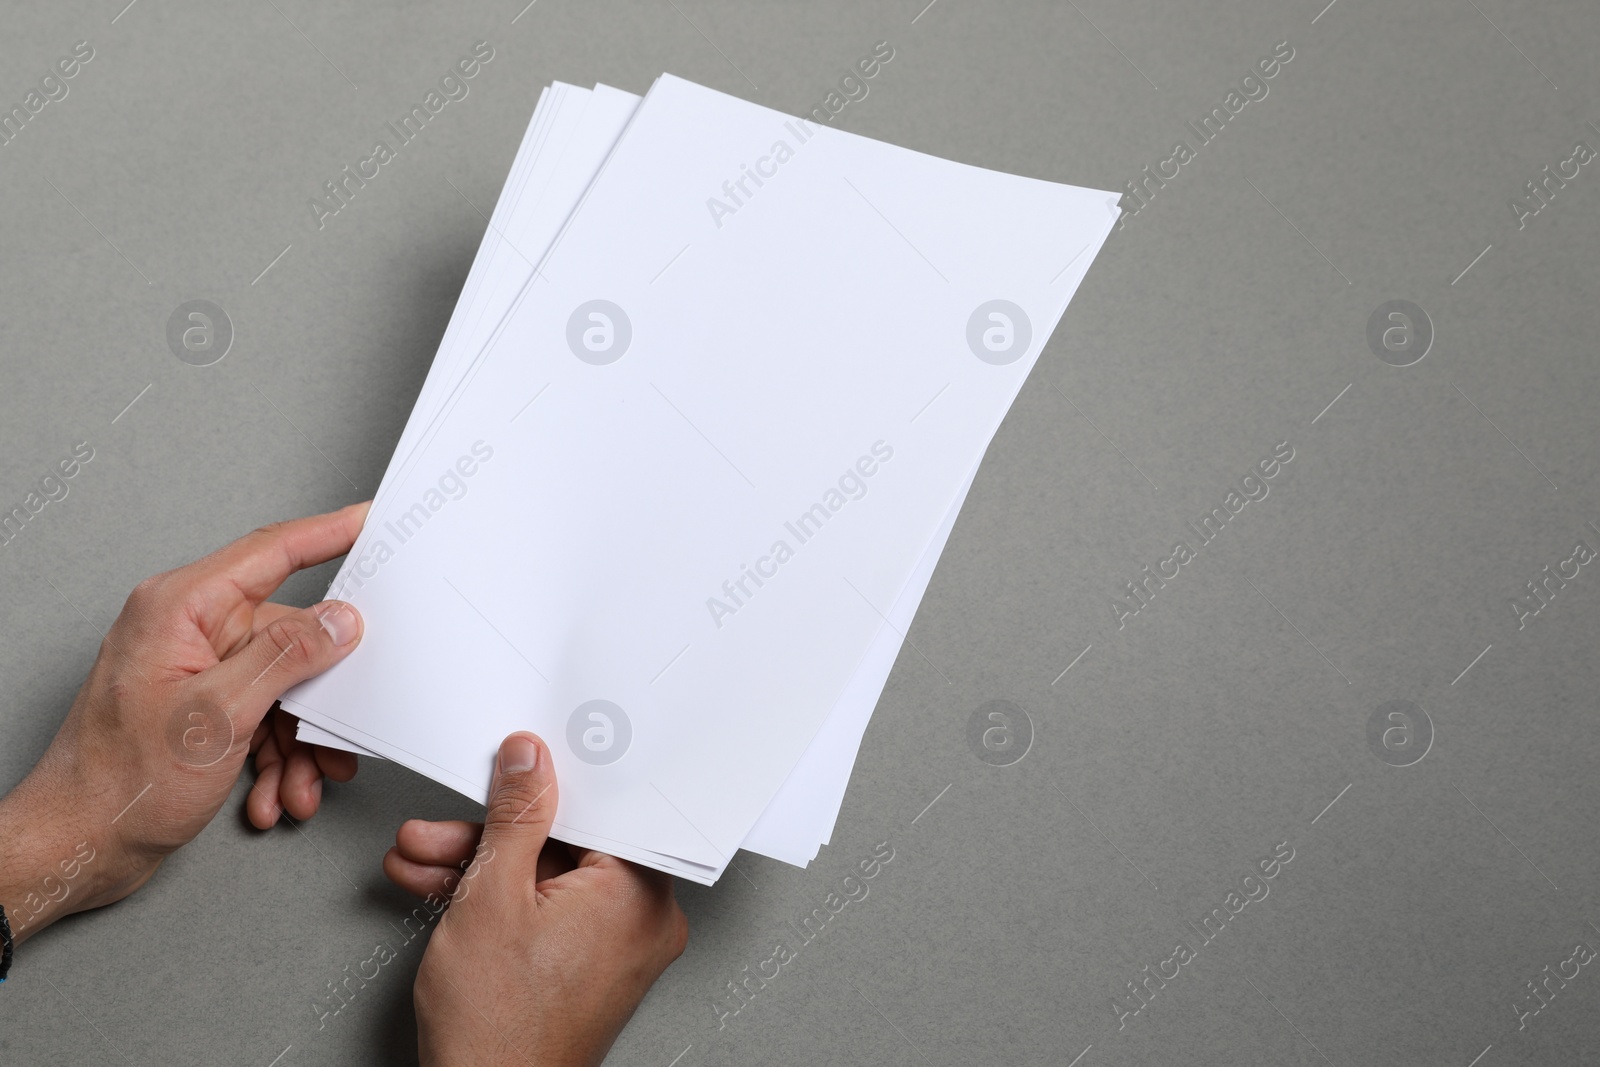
284 75 1118 884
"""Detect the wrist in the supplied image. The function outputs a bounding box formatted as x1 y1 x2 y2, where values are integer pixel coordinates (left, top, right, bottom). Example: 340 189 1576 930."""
0 769 153 945
0 787 85 944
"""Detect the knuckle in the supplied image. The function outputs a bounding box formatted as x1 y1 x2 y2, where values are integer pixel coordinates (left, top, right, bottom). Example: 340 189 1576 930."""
413 953 450 1010
181 680 242 739
664 904 689 959
207 687 246 730
251 520 291 541
105 674 140 705
486 778 548 827
123 575 167 614
262 616 322 668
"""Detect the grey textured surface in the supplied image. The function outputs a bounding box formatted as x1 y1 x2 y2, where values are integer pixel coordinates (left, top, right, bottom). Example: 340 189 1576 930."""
3 0 1600 1063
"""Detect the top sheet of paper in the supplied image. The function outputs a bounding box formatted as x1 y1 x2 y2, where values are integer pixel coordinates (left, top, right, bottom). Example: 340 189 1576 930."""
285 74 1117 880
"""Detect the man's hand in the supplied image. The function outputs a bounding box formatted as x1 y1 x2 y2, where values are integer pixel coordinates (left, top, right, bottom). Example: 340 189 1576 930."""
386 732 688 1067
0 503 368 943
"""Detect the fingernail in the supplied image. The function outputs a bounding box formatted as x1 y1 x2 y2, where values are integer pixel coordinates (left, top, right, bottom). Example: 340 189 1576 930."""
500 734 539 774
318 602 360 646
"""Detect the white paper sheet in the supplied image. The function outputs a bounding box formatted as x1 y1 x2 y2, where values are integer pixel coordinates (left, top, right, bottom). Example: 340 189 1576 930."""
287 74 1117 882
298 83 983 866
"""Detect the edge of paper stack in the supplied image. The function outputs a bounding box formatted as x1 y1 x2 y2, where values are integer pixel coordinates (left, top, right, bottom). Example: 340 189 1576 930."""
285 75 1119 884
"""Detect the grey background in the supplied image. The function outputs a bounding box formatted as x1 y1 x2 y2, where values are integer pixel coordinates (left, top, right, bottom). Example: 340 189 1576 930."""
1 0 1597 1063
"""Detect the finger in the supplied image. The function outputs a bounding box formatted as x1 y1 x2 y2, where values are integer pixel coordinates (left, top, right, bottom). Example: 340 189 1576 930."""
383 850 466 901
574 848 667 882
281 747 323 821
267 710 320 821
179 502 371 606
201 601 363 734
273 705 299 763
219 601 300 665
313 745 358 782
249 738 285 830
476 732 558 873
386 842 570 905
570 848 677 900
250 602 299 638
272 708 358 784
395 820 483 868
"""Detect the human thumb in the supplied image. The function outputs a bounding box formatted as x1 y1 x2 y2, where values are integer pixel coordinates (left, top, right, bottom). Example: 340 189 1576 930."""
203 601 362 736
479 732 559 869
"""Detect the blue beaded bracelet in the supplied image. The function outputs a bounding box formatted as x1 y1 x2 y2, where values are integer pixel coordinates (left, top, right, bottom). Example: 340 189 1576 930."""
0 903 12 983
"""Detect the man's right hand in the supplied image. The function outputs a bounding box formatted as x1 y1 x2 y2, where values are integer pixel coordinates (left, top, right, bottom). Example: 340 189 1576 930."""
385 732 688 1067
